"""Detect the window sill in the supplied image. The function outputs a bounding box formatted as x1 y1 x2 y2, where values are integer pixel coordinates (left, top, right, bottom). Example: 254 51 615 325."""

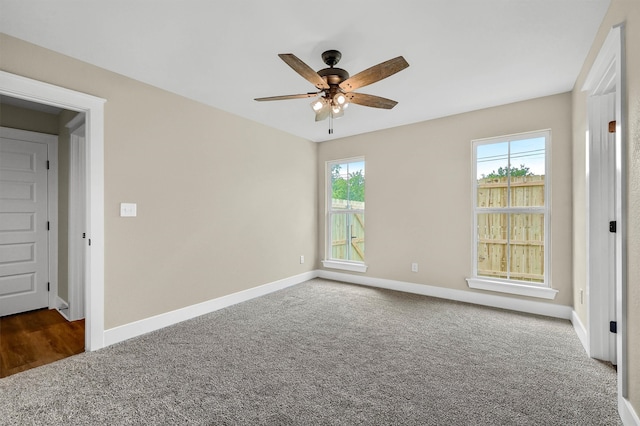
466 278 558 300
322 260 368 273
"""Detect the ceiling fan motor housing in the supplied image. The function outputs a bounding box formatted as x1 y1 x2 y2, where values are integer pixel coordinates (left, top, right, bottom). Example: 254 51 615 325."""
318 67 349 86
321 49 342 66
319 50 349 92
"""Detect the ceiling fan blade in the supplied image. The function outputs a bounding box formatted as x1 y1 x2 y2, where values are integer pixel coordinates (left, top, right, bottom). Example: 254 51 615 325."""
278 53 330 90
345 93 398 109
339 56 409 92
255 92 320 102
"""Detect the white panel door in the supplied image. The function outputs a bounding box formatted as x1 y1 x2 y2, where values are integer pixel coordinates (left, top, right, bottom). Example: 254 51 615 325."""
0 137 49 316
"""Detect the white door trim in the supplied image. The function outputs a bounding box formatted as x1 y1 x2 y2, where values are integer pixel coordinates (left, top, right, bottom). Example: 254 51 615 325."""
0 71 106 351
67 120 86 321
582 23 628 400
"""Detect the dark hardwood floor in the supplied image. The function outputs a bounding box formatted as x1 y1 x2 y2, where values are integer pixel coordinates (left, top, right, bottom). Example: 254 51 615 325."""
0 308 85 378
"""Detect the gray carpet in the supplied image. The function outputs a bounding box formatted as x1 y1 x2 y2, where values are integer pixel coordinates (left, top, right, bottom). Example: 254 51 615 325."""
0 279 620 425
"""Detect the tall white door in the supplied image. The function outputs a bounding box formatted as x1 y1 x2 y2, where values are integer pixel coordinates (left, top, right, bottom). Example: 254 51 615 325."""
0 135 49 316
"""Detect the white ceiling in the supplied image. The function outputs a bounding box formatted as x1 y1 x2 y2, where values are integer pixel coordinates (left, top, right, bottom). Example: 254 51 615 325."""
0 1 610 142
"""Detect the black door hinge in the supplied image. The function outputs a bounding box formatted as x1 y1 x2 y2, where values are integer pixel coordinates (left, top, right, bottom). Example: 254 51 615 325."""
46 160 50 170
609 221 617 233
610 321 617 334
47 282 50 292
88 239 91 246
47 221 50 231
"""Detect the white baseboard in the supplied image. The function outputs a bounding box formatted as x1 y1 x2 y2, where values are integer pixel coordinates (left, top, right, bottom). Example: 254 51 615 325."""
316 270 572 319
571 310 589 355
103 270 575 348
103 269 573 347
620 396 640 426
103 271 316 347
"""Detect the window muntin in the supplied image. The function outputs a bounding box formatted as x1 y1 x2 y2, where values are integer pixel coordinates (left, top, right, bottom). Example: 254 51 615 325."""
327 158 365 264
473 131 549 286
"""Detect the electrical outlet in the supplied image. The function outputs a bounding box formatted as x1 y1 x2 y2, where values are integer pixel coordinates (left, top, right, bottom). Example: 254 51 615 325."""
300 255 305 264
411 263 418 272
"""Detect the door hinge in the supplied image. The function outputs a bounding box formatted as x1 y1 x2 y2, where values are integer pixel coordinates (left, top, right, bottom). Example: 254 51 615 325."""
46 160 50 170
88 239 91 246
610 321 617 334
47 282 50 292
47 221 50 231
609 221 617 233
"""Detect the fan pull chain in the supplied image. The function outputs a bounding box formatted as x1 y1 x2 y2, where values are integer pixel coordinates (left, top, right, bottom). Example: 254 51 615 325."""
329 114 334 134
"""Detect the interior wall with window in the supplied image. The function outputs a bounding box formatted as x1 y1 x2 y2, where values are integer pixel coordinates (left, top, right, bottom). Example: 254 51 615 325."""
570 0 640 413
1 33 319 329
317 92 572 306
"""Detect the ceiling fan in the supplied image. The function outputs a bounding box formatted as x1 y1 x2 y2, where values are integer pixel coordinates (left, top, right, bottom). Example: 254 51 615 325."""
255 50 409 131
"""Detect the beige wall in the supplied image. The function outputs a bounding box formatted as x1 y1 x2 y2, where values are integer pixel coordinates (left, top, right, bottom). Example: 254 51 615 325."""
571 0 640 414
318 93 573 306
0 33 318 329
0 103 59 134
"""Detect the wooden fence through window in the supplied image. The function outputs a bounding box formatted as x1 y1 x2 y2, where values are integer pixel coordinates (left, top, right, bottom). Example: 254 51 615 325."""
331 200 365 262
476 175 545 283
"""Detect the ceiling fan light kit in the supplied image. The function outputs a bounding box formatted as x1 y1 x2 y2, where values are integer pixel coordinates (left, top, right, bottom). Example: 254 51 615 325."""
255 49 409 134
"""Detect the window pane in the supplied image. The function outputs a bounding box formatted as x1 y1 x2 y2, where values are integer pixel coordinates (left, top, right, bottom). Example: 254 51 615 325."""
476 142 508 207
330 212 365 262
473 131 548 286
509 213 544 283
331 161 365 210
510 137 545 207
477 213 508 279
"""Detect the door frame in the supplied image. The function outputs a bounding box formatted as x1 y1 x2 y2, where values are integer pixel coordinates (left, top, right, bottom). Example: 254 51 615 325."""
582 24 627 398
66 116 86 322
585 93 616 364
0 127 58 314
0 71 106 351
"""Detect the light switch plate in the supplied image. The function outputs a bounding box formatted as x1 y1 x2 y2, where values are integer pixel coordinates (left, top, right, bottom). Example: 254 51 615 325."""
120 203 137 217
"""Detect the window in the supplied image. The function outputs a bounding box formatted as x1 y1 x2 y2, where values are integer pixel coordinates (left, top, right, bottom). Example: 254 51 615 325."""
322 158 367 273
467 130 557 299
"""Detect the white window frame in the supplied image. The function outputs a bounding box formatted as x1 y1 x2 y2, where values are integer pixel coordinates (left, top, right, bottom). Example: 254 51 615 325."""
466 130 557 300
322 157 368 273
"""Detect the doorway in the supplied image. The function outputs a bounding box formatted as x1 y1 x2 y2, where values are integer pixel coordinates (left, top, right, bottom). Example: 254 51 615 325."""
582 24 627 400
0 70 106 351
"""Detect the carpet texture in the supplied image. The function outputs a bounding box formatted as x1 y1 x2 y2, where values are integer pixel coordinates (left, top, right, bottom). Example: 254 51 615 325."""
0 279 620 425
